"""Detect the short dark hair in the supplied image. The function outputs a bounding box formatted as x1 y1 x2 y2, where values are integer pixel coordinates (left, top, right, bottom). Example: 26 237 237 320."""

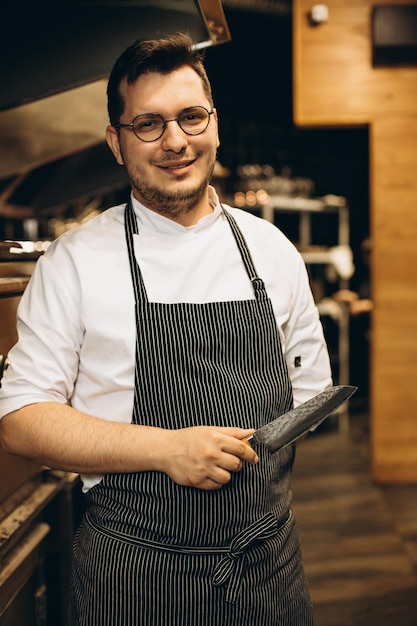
107 32 214 125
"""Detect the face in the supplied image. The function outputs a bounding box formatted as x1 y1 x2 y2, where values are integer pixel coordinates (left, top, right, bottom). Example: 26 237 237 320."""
106 66 220 225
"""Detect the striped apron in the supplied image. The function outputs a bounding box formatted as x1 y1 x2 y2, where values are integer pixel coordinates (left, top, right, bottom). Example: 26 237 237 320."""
68 201 314 625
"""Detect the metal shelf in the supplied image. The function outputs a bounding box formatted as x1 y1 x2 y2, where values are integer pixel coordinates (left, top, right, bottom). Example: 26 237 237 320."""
259 195 352 433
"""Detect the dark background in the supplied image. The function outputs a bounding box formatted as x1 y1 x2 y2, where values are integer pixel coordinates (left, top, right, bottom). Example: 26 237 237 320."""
205 8 369 266
205 8 370 404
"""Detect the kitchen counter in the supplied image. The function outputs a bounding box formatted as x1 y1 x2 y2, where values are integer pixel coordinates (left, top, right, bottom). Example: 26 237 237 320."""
0 276 30 296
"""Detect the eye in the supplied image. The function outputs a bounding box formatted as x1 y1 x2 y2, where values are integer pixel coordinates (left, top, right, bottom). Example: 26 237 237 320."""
134 115 164 133
180 108 207 126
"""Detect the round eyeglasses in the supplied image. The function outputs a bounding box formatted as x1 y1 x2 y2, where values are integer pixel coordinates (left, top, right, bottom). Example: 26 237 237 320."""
113 106 214 142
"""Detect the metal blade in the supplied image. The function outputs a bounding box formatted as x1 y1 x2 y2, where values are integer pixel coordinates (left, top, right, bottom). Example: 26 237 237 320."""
249 385 357 453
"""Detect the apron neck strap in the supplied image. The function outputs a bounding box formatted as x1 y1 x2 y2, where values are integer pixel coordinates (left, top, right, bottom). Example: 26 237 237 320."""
124 199 268 304
221 206 268 299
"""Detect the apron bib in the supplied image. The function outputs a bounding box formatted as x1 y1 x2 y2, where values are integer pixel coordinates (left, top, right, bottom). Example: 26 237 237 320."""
69 202 313 626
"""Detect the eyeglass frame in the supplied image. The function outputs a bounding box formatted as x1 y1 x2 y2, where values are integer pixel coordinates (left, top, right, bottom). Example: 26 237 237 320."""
113 105 215 142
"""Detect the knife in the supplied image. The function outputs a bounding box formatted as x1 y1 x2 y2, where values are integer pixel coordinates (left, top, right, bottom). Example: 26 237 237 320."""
243 384 357 453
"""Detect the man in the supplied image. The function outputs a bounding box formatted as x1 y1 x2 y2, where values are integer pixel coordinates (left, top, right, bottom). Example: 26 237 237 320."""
0 33 331 625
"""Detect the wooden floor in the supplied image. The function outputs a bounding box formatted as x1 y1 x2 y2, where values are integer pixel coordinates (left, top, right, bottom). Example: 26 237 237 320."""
291 413 417 626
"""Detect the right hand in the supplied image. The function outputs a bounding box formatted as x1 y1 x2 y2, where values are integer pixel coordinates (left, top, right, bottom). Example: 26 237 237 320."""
158 425 259 491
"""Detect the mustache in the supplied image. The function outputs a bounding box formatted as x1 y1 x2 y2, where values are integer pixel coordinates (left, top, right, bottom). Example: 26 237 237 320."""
152 152 201 166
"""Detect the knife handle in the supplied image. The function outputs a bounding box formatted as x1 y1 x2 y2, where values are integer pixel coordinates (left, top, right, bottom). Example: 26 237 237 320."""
242 435 256 449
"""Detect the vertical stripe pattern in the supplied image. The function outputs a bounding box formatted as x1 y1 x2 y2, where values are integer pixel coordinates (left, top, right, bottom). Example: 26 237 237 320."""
68 202 314 625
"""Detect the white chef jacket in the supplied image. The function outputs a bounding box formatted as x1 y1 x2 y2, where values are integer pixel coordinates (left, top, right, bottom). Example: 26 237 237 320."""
0 188 332 490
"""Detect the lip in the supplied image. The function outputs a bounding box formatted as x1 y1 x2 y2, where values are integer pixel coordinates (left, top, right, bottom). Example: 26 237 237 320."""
156 158 195 175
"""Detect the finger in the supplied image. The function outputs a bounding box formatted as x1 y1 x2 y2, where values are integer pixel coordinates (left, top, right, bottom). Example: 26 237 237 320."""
217 427 255 440
198 476 227 491
221 439 259 465
208 466 233 486
230 458 243 473
218 453 243 473
207 479 224 491
239 442 259 464
213 428 258 464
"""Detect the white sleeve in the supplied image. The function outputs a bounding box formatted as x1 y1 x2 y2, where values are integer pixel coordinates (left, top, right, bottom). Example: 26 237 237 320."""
283 253 333 407
0 242 83 417
224 206 333 408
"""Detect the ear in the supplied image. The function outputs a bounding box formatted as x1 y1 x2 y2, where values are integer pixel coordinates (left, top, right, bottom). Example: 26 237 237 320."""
106 125 125 166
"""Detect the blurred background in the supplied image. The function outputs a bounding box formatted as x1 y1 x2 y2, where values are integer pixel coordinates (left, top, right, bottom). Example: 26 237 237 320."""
1 2 417 624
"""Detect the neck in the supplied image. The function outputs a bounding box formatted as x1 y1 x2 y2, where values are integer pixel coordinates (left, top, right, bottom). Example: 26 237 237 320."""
163 202 214 227
133 187 214 227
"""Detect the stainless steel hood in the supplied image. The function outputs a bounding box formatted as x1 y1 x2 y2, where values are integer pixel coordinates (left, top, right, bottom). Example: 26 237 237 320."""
0 1 232 220
1 0 232 112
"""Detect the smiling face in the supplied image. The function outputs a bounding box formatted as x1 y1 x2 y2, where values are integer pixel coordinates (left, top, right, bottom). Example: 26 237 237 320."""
106 66 220 226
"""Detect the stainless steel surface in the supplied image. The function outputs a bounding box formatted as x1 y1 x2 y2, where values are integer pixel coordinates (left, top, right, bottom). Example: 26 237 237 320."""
1 1 231 114
0 0 232 216
223 0 291 15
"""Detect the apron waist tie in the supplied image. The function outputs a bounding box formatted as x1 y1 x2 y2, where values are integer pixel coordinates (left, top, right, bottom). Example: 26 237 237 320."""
85 510 285 605
211 512 280 604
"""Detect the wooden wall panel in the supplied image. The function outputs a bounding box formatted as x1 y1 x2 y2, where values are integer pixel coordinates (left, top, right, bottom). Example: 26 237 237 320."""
293 0 417 482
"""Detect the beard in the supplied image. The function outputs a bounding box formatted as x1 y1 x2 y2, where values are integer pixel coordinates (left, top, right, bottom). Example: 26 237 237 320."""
124 151 216 219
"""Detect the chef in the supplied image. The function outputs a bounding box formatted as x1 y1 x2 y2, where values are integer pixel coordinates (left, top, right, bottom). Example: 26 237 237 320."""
0 33 331 625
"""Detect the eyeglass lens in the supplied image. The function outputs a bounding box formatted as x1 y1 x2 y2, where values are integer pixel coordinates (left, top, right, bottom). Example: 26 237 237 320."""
133 106 211 141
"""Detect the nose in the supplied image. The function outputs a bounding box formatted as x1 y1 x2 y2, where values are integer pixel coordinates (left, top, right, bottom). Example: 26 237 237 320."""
160 119 189 152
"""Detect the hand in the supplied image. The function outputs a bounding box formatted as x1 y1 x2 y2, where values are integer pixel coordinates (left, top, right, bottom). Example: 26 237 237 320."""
158 426 259 491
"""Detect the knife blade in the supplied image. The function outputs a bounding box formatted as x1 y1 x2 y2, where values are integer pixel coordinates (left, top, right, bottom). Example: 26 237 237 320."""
243 384 357 453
